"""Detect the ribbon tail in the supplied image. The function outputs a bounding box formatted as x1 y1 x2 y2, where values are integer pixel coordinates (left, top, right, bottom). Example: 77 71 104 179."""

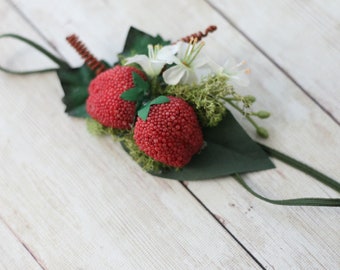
258 143 340 193
233 173 340 207
0 33 70 74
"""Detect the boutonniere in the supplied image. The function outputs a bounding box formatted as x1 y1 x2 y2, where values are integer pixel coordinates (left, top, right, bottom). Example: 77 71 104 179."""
1 26 339 207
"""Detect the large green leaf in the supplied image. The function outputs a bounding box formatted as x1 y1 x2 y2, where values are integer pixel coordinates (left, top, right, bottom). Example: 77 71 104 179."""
118 27 171 61
155 112 275 180
57 64 97 117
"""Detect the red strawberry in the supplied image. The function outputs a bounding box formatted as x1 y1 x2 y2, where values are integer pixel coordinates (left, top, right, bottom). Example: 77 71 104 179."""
133 96 203 168
86 65 146 129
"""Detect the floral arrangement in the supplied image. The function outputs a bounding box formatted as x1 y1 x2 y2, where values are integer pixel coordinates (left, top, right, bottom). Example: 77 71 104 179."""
0 26 339 207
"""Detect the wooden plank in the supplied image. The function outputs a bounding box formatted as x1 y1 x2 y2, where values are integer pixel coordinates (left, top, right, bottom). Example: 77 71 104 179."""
0 220 42 270
207 0 340 122
0 1 262 269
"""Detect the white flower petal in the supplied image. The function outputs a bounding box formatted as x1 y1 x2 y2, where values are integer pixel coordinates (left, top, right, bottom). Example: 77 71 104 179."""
175 42 187 59
222 58 237 70
163 65 187 85
208 59 224 74
157 44 179 64
125 55 153 74
230 72 250 87
215 58 251 87
125 54 148 66
180 69 197 84
192 55 208 68
194 66 213 81
125 55 166 77
149 60 166 76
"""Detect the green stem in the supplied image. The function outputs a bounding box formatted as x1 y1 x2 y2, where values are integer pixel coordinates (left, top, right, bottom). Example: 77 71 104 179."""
150 76 160 98
0 66 60 75
222 97 259 129
0 33 70 74
233 173 340 207
258 143 340 193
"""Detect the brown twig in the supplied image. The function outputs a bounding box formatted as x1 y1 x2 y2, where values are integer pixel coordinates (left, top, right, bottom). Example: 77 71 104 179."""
180 25 217 43
66 34 107 75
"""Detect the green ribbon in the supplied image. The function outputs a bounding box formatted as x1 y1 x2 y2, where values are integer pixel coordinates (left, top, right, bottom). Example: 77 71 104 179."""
0 33 69 74
232 144 340 207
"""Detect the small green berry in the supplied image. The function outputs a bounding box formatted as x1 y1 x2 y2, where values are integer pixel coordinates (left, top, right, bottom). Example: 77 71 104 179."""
256 111 271 119
257 127 269 138
244 95 256 103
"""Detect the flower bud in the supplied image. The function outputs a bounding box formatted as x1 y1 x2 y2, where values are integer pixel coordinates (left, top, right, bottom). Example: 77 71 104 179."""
256 111 271 119
244 95 256 103
257 127 269 138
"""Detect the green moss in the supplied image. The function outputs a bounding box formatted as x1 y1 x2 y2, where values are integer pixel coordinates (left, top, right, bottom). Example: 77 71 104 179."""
87 118 172 172
86 118 128 138
86 118 109 135
162 75 234 127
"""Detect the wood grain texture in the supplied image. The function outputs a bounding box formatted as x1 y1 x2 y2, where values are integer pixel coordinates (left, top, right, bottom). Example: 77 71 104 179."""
0 1 261 269
1 0 340 269
207 0 340 122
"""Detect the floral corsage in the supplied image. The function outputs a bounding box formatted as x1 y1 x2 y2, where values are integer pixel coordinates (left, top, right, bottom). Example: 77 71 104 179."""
1 26 339 207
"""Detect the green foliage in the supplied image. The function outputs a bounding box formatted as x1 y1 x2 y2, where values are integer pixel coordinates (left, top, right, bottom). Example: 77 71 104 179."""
163 75 233 127
58 61 110 118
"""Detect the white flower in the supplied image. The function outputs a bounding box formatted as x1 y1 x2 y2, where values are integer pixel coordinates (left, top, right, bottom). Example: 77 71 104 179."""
125 44 178 77
212 58 251 87
162 40 213 85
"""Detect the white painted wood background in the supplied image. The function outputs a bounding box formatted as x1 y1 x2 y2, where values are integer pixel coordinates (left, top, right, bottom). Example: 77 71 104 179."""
0 0 339 269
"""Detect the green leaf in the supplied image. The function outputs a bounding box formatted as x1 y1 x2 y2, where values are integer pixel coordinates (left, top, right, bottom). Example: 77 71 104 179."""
120 87 143 101
138 96 170 120
118 27 171 62
150 95 170 106
155 112 275 180
120 72 149 102
57 64 98 117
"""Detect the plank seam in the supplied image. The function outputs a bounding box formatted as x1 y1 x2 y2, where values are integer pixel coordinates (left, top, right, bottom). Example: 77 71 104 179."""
180 182 266 270
205 0 339 126
0 214 47 270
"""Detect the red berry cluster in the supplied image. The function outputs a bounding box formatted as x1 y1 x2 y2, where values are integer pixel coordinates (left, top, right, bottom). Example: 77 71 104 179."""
134 97 203 167
86 65 146 129
86 65 204 168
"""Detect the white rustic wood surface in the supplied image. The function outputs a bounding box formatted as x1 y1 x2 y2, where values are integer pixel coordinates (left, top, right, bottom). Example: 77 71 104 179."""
208 0 340 123
1 0 339 269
